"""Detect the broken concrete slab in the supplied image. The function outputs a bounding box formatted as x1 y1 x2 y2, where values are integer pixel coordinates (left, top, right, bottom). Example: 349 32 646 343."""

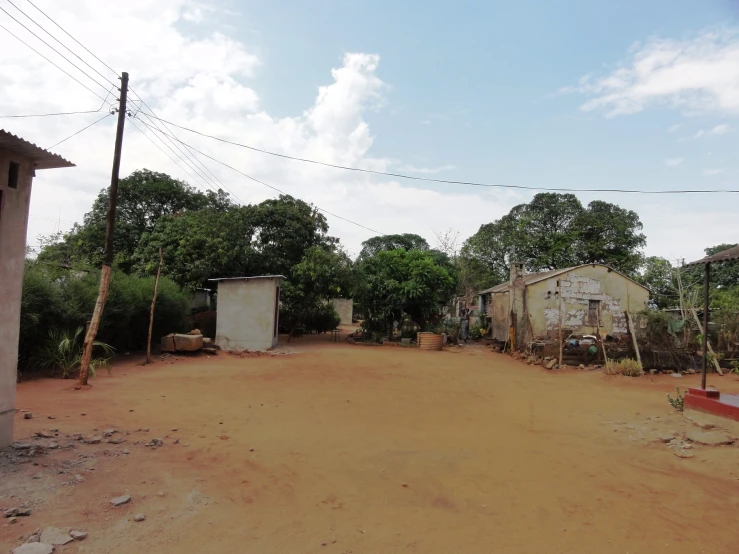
686 429 734 446
12 544 54 554
70 530 87 540
39 527 73 546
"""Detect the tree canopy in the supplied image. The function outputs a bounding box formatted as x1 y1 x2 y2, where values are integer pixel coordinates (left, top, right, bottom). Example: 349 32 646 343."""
462 193 646 286
354 248 455 333
357 233 430 260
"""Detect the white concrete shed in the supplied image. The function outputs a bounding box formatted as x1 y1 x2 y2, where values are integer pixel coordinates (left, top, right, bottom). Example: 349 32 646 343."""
0 130 74 447
210 276 284 351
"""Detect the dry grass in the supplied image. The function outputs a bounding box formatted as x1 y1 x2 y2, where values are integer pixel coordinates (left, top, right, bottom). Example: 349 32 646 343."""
604 358 644 377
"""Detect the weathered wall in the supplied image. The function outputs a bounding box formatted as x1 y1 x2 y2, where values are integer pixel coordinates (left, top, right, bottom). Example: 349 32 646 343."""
330 298 353 326
527 265 649 340
190 290 211 311
0 148 34 447
491 291 510 342
215 278 280 351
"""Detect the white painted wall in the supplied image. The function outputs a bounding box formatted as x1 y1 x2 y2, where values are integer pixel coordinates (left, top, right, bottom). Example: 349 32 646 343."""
0 149 34 447
330 298 353 326
215 278 280 351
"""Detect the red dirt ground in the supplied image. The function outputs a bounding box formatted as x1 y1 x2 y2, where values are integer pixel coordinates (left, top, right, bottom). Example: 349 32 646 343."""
2 334 739 553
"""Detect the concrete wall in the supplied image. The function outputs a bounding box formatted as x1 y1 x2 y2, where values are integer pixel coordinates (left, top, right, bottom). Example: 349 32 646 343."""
491 291 510 341
330 298 353 326
215 278 280 351
527 265 649 340
0 148 34 447
190 290 211 311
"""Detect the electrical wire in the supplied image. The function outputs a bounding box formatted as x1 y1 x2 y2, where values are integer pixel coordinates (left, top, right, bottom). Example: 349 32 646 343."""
23 0 119 77
141 113 739 195
6 0 119 89
47 112 111 149
0 109 101 118
125 116 223 197
137 118 385 235
0 5 113 94
0 22 108 102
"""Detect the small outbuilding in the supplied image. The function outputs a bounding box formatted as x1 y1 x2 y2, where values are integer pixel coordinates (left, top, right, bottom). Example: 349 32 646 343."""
479 263 649 350
0 130 74 447
330 298 353 326
209 276 283 351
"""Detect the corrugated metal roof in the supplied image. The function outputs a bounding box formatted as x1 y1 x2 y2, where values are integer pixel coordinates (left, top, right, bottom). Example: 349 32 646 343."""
0 129 75 169
208 275 285 282
478 264 649 295
686 244 739 267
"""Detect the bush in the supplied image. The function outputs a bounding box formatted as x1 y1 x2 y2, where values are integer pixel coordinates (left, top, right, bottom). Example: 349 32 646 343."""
604 358 644 377
19 263 190 373
667 387 684 411
280 302 340 334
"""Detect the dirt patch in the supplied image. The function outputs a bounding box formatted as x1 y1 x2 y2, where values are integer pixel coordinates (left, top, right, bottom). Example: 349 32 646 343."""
2 340 739 553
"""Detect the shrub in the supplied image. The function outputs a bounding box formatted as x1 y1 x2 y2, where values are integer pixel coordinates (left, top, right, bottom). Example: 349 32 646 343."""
667 387 684 411
33 327 114 378
604 358 644 377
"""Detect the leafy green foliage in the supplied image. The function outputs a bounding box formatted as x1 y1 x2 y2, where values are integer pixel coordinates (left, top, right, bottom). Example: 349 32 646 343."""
667 387 684 411
704 243 739 290
19 262 190 372
280 245 353 334
637 256 677 309
38 170 232 272
355 248 456 333
358 233 430 261
462 193 646 283
33 327 114 379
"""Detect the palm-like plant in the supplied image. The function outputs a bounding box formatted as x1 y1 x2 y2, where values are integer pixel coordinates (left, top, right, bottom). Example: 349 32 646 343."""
34 327 115 378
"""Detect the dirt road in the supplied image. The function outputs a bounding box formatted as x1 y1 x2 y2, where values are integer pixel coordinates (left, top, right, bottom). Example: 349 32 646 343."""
2 337 739 553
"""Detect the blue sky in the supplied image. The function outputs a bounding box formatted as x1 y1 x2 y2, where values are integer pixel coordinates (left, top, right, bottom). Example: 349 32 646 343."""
3 0 739 262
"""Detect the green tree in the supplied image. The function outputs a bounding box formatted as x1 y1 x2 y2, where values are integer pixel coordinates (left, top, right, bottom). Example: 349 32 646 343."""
637 256 676 309
704 243 739 290
573 200 645 274
355 249 455 333
461 193 647 287
280 245 354 335
38 169 232 271
357 233 430 261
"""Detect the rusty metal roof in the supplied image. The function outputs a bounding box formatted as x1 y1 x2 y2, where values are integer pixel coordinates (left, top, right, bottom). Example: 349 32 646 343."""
0 130 75 169
686 244 739 267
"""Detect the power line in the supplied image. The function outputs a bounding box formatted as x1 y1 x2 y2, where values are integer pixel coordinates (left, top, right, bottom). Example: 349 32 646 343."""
23 0 118 77
137 118 385 235
125 116 224 197
142 113 739 195
0 108 101 118
0 5 113 95
6 0 119 89
0 22 109 102
47 112 112 149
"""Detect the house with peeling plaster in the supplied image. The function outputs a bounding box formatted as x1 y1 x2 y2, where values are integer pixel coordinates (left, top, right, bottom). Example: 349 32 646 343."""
479 263 649 350
0 130 74 447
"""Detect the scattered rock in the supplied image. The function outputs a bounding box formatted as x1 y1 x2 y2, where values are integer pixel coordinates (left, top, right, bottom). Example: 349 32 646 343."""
11 442 33 450
47 416 55 420
157 491 165 497
74 386 81 390
110 494 131 507
171 428 178 432
24 413 33 420
145 438 164 448
133 513 146 522
675 449 694 459
546 359 557 370
74 474 85 483
12 544 54 554
649 369 657 375
34 431 54 439
70 530 87 540
122 449 130 455
107 438 126 445
172 439 179 444
40 527 73 545
81 413 86 416
83 436 102 444
670 373 683 378
686 430 734 446
48 442 59 450
4 507 32 518
102 429 117 437
686 368 697 374
9 517 17 524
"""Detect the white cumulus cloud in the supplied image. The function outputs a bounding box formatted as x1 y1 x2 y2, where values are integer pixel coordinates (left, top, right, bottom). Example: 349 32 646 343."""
571 29 739 117
664 157 684 166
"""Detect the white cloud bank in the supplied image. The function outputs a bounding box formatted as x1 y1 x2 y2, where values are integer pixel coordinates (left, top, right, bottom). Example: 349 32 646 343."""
0 0 514 257
572 29 739 117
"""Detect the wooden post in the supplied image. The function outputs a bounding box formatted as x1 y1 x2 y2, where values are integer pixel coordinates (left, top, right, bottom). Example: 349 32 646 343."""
557 281 563 368
690 306 723 377
701 263 711 389
597 304 609 370
146 248 164 364
79 72 129 386
626 311 642 368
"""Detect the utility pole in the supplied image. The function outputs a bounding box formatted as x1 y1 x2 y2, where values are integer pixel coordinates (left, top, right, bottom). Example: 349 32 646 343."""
79 71 129 386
